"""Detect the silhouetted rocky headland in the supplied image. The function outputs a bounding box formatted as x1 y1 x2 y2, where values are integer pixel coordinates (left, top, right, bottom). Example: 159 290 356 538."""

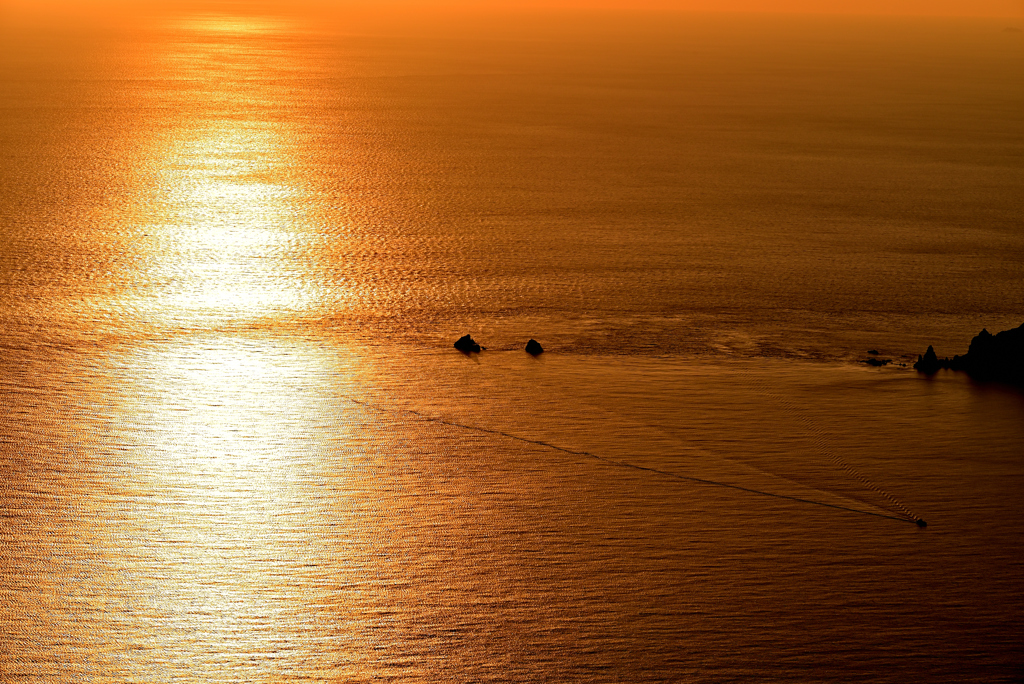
454 334 481 353
525 339 543 355
914 323 1024 386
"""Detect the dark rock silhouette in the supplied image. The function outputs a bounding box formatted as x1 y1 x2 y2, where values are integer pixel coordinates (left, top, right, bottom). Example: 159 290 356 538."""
525 339 543 355
454 334 481 353
914 345 941 374
867 349 880 355
864 357 890 367
914 323 1024 386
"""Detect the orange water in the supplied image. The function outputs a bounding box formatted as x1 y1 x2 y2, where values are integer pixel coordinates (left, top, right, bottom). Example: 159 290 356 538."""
1 10 1022 681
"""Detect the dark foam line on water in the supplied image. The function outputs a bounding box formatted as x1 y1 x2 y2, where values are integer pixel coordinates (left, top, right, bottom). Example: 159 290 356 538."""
347 398 923 526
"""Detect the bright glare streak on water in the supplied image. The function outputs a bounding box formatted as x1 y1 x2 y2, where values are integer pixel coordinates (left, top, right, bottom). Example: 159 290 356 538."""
132 122 323 322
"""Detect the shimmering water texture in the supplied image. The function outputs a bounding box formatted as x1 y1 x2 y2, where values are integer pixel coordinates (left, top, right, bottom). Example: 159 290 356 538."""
2 9 1023 683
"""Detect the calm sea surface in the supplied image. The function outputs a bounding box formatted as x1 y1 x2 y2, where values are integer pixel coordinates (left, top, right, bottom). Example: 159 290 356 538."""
2 9 1023 682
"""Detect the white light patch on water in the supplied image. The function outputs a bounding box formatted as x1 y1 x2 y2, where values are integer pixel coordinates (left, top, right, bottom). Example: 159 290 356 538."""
134 125 323 322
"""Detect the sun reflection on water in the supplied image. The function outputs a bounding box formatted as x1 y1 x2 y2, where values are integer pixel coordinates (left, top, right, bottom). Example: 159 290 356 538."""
138 122 321 322
100 336 376 679
84 15 376 675
166 15 297 36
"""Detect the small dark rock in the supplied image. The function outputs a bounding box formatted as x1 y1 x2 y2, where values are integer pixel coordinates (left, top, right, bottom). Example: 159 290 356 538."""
867 349 879 355
864 357 890 367
915 518 928 528
454 334 481 353
525 339 543 355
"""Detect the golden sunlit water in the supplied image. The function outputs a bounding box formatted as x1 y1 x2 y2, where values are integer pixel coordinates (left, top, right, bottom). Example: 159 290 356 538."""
2 7 1023 682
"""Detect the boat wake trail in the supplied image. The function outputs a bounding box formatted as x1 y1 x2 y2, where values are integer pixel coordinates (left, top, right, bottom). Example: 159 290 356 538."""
739 372 927 528
346 397 924 527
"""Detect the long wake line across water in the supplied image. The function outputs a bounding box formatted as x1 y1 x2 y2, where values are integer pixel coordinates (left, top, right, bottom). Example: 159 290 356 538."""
345 397 926 527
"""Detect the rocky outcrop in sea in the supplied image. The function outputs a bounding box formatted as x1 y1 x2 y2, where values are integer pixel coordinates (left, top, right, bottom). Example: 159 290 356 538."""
454 334 481 353
914 323 1024 386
